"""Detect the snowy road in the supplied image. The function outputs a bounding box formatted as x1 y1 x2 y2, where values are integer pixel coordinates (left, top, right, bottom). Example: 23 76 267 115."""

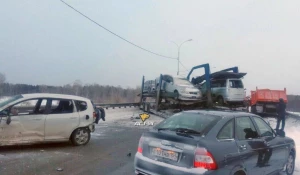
0 107 300 174
0 108 161 175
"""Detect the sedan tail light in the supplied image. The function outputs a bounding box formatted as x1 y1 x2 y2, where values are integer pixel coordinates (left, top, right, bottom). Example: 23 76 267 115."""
194 147 217 170
137 136 144 153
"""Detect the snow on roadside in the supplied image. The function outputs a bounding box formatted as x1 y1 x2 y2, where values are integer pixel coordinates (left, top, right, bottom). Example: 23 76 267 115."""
95 108 164 128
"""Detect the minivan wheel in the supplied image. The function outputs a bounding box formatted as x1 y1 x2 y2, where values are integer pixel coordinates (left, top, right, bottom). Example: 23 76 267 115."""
71 128 91 146
286 153 295 175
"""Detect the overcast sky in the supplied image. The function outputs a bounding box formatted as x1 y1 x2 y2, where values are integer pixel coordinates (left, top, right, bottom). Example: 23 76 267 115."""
0 0 299 95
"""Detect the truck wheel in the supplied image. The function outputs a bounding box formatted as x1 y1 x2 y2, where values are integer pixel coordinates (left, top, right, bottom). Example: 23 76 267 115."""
71 128 91 146
251 105 256 113
217 96 224 106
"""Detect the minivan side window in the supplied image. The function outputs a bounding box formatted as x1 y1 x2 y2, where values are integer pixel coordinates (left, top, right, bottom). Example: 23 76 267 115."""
50 99 74 114
10 99 47 116
235 116 259 140
75 100 88 112
217 119 234 140
229 80 244 88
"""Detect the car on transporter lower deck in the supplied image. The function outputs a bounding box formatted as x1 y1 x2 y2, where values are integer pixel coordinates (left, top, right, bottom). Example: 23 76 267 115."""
0 93 96 146
134 110 296 175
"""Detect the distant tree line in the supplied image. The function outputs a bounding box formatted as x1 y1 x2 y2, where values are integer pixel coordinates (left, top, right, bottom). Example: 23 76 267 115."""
0 73 141 104
0 72 299 111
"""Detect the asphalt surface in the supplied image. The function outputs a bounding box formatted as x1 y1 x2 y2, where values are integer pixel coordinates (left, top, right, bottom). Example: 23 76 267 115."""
0 108 157 175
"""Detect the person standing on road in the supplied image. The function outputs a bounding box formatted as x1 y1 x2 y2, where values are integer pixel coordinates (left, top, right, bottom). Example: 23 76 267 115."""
99 107 105 121
275 98 286 131
94 107 105 124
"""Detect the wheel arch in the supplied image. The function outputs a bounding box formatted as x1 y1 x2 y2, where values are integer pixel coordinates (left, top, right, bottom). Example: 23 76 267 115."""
69 126 91 140
230 165 247 175
290 147 296 157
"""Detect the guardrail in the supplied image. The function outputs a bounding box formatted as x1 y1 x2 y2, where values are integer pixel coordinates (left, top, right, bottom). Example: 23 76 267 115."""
286 111 300 119
94 103 140 109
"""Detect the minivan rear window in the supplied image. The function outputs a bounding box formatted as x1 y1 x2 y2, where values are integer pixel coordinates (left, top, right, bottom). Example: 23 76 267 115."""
75 100 88 112
229 80 244 88
154 112 221 134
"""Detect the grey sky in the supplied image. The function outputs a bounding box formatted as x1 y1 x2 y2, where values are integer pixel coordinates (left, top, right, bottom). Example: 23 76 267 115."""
0 0 299 95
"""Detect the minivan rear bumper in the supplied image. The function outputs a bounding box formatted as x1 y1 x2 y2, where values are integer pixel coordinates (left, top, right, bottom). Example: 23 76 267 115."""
134 152 221 175
89 124 95 132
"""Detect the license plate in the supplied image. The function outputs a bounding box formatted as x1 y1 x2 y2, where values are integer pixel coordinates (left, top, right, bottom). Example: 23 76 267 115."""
192 96 196 98
151 147 178 161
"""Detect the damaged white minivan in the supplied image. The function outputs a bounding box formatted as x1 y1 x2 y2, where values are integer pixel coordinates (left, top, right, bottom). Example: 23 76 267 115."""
0 93 96 146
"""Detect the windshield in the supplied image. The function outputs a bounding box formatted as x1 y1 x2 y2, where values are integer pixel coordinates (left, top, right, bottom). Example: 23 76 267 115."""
0 95 23 109
174 78 193 86
154 112 221 134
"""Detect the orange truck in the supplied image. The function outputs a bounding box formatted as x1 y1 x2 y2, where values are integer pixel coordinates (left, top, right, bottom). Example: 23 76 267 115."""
249 87 288 115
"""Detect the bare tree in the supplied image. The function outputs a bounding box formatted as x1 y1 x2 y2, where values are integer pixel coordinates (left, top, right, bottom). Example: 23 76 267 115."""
39 85 48 93
0 72 6 84
73 79 82 96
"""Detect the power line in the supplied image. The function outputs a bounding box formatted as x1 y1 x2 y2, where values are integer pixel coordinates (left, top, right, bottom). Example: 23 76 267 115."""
179 60 189 71
60 0 177 60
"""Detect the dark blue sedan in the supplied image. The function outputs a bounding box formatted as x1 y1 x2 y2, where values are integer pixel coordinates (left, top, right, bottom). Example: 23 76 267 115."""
134 110 296 175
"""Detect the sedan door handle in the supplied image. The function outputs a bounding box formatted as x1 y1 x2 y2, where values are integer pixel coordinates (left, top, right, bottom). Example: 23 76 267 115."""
32 118 41 121
70 117 77 119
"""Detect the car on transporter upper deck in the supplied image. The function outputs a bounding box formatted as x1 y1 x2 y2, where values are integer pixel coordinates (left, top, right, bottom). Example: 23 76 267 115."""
134 110 296 175
0 93 96 146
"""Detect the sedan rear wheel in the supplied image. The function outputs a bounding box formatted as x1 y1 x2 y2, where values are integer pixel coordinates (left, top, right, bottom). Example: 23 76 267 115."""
71 128 91 146
286 153 295 175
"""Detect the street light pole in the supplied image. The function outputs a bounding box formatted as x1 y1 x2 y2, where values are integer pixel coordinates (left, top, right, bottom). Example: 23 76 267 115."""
171 39 192 75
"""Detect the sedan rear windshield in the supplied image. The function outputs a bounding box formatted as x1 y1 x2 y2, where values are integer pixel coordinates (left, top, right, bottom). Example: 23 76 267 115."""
0 95 23 108
154 112 221 134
